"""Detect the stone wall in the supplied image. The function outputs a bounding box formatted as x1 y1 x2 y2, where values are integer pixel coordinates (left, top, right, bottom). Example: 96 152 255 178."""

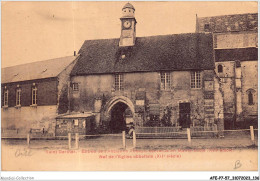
1 105 57 136
57 56 79 114
215 61 236 122
1 78 58 135
70 70 216 127
215 32 257 49
215 60 258 128
241 61 258 117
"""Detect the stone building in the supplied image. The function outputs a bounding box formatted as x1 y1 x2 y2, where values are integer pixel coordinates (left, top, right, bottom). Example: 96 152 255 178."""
2 3 228 137
1 56 78 136
67 3 223 134
196 13 258 129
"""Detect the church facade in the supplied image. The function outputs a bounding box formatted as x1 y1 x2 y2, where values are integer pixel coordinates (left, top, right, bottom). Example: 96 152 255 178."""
64 3 223 134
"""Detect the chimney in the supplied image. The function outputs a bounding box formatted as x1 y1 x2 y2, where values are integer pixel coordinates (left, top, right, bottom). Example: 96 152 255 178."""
74 51 77 56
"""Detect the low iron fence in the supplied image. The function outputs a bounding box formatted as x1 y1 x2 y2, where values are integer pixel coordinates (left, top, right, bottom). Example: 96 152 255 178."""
134 125 219 138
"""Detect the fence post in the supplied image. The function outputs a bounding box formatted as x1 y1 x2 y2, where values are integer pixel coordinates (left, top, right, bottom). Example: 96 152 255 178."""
250 126 254 142
187 128 191 143
68 132 71 150
75 133 79 149
122 131 126 149
27 133 30 148
133 130 136 148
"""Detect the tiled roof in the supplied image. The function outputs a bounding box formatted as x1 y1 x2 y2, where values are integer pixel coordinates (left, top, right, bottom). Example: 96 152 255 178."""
2 56 78 84
71 33 214 76
56 112 94 119
196 13 258 33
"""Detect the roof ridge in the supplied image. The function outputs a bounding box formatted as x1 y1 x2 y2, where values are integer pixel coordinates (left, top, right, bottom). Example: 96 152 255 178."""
136 32 207 38
2 55 77 69
197 12 258 19
83 32 208 42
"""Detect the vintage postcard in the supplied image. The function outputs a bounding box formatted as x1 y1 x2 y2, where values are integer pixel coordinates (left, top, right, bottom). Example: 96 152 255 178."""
1 1 258 176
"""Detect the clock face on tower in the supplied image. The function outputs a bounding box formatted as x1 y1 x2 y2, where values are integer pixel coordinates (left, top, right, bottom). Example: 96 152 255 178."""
123 21 131 29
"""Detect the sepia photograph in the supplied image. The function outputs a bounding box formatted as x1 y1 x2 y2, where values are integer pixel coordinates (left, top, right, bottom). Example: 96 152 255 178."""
0 0 258 178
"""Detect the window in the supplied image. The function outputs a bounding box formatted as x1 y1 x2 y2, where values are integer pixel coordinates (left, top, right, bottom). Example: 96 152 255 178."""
73 119 79 126
191 71 201 89
235 60 241 68
72 83 79 91
160 72 171 90
217 64 223 73
204 24 210 32
3 89 8 107
247 89 255 105
248 92 253 105
16 88 21 106
32 86 37 105
115 74 124 91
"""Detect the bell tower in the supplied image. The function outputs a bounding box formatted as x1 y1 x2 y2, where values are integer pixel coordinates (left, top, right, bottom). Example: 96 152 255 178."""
119 2 137 47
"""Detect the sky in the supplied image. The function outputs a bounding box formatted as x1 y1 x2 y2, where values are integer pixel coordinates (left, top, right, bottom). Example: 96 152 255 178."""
1 1 258 68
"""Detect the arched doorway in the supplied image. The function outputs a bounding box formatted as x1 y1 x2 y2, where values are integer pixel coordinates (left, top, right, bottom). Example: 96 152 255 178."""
104 96 135 133
109 102 133 133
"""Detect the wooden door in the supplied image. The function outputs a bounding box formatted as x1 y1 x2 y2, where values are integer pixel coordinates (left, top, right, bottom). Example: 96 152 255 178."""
179 103 191 128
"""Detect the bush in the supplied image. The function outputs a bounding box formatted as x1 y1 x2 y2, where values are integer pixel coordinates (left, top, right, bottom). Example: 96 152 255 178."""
161 106 172 127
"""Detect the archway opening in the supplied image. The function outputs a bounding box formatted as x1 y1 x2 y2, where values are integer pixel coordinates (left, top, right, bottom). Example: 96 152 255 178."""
109 102 133 133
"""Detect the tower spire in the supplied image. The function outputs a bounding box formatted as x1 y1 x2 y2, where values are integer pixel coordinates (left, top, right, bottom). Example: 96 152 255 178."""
119 2 137 47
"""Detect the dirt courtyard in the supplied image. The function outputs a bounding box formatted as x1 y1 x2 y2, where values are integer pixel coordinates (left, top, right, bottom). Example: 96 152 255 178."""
1 133 258 171
2 130 258 150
